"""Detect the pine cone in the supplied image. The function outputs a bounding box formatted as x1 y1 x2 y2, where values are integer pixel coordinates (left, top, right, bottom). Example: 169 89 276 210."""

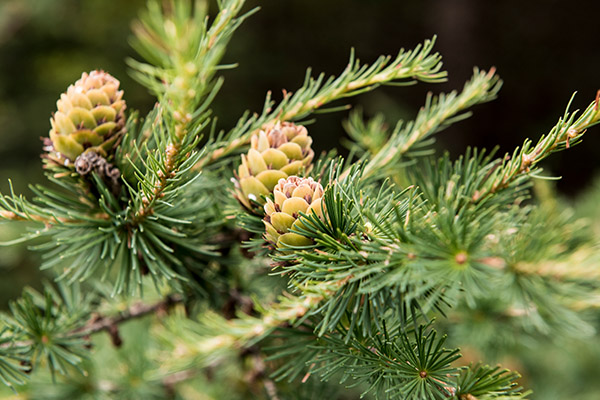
235 122 314 209
263 176 324 248
48 70 126 162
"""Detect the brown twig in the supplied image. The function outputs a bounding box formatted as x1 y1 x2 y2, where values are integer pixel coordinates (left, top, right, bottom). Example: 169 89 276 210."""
1 294 183 350
132 141 181 223
0 209 86 226
74 294 183 337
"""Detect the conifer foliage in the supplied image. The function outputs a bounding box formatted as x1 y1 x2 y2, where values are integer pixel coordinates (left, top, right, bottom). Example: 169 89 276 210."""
1 0 600 398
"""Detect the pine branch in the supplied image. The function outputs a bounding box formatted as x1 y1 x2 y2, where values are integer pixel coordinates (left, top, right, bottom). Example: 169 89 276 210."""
354 68 502 180
0 178 109 231
474 90 600 202
0 210 71 225
128 0 255 223
194 37 447 170
128 135 187 223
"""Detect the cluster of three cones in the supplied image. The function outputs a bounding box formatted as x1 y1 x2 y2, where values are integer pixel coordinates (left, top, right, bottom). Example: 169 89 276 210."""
233 122 325 248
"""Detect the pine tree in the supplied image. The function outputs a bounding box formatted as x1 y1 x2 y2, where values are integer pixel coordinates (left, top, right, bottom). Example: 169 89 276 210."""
1 1 600 398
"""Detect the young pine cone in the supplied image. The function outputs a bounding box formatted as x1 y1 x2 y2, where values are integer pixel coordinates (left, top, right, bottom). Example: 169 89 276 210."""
263 176 324 248
235 122 314 209
48 70 126 162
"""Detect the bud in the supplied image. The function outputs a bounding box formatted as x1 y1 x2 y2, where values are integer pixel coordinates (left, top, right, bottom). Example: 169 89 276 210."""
235 122 314 209
48 70 126 162
263 176 324 248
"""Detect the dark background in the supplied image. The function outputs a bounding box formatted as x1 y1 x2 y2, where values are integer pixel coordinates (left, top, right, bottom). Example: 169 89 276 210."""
1 0 599 301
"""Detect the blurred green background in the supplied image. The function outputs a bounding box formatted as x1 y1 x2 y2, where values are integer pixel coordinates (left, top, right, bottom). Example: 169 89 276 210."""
1 0 600 397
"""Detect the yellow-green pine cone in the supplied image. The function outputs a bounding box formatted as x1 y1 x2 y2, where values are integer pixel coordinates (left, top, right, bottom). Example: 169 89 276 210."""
235 122 314 209
263 176 324 248
49 70 126 162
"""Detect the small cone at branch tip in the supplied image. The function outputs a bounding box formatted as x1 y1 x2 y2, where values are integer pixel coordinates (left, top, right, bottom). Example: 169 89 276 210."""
263 176 325 249
234 122 314 209
47 70 126 163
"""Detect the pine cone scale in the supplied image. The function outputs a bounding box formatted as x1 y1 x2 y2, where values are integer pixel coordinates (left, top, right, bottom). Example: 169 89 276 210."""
255 170 287 191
